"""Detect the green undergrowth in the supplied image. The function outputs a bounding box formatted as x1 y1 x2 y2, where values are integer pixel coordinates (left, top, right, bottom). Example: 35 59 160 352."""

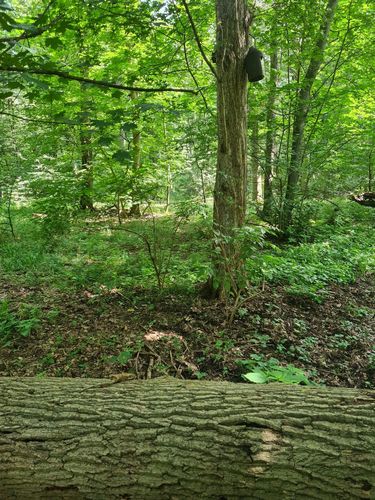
0 207 212 293
0 201 374 301
247 229 375 302
247 201 375 302
0 202 374 387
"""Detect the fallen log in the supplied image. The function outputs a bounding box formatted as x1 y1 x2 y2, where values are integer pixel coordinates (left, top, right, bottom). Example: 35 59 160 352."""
0 377 374 499
350 192 375 207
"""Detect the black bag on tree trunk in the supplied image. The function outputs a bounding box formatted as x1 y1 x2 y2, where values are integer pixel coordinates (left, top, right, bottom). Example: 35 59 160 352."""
245 46 264 82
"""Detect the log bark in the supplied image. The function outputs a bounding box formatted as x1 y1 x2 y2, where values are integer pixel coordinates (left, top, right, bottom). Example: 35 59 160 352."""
0 378 374 499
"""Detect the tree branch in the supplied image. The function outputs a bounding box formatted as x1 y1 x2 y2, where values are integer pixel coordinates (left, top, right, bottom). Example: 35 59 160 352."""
0 66 197 94
180 0 218 79
0 16 62 44
0 26 49 43
0 110 77 126
181 30 213 114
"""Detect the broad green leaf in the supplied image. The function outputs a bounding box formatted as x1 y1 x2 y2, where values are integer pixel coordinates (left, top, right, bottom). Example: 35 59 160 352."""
22 74 49 89
98 136 113 146
112 150 131 163
45 37 64 50
121 122 136 132
242 371 268 384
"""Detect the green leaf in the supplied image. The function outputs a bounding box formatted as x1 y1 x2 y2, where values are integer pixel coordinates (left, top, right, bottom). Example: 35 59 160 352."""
138 103 164 112
242 371 268 384
0 11 16 30
112 150 131 163
45 37 64 50
22 75 49 90
111 90 123 98
117 349 133 365
90 119 110 128
98 136 113 146
0 0 13 11
7 80 25 89
121 122 136 132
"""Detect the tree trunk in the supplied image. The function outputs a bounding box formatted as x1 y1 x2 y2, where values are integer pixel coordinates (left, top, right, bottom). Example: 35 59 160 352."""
368 143 373 192
211 0 251 298
77 32 94 212
165 163 171 212
262 49 278 220
0 378 374 500
281 0 338 232
250 116 260 203
199 164 207 204
79 129 94 211
129 91 141 217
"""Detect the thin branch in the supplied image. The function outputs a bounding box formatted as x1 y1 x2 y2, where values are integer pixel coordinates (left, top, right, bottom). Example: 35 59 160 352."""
0 26 51 43
181 31 213 115
180 0 217 79
0 66 197 94
0 110 77 126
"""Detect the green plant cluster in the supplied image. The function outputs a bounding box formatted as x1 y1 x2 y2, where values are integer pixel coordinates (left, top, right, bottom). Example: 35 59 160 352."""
0 300 39 346
237 355 315 385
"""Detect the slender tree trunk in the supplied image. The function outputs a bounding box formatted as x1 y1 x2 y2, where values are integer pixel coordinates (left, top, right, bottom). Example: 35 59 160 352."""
262 50 278 220
281 0 338 232
78 83 94 212
0 378 374 499
199 164 207 204
6 185 15 239
165 164 171 212
77 30 94 212
368 145 373 192
211 0 251 298
79 127 94 211
162 115 171 212
250 116 259 203
129 91 141 217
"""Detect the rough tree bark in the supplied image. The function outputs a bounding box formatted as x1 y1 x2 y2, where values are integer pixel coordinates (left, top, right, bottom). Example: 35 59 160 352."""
0 378 374 500
211 0 251 297
281 0 339 232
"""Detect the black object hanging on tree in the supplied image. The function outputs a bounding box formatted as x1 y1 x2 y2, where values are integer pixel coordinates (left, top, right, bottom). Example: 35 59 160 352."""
245 46 264 82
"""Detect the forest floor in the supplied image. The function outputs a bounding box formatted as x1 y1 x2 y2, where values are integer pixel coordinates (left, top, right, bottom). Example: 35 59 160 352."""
0 203 374 388
0 260 374 388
